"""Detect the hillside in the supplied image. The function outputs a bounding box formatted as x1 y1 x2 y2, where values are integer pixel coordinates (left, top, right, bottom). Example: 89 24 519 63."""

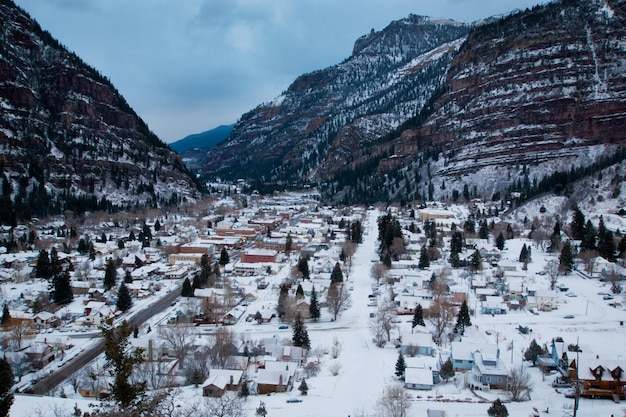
0 0 202 222
200 0 626 204
170 124 234 153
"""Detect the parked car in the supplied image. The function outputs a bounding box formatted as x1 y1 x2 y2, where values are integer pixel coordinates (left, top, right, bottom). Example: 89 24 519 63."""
286 398 302 403
278 325 289 330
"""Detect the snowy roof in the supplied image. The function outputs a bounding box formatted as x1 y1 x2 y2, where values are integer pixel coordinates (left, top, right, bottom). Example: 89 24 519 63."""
451 341 499 362
202 369 243 389
405 367 434 386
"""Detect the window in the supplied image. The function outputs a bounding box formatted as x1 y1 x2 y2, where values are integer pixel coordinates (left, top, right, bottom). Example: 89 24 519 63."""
485 377 491 383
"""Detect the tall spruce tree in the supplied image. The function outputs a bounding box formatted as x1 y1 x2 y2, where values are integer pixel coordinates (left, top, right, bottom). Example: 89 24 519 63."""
35 249 51 279
51 270 73 305
418 245 430 269
0 304 9 325
297 256 310 279
0 356 14 417
412 304 425 327
598 216 616 261
292 313 310 350
219 247 230 266
330 262 343 284
495 232 505 250
181 277 194 297
116 282 133 312
570 205 586 240
104 259 118 290
487 398 509 417
309 285 320 321
395 351 406 380
559 240 575 273
581 219 597 251
455 299 472 332
439 358 455 382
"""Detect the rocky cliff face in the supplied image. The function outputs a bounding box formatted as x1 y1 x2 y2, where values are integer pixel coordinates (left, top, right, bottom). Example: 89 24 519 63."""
199 16 472 186
199 0 626 204
0 0 201 220
395 0 626 185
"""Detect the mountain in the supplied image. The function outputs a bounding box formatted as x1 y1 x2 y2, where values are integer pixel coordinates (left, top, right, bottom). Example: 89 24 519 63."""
169 124 234 153
0 0 202 222
200 0 626 204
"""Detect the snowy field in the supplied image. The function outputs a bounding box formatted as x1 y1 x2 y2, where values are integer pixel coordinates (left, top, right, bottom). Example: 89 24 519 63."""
11 208 626 417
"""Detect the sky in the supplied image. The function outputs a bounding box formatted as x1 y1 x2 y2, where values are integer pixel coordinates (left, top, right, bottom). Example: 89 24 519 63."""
14 0 547 143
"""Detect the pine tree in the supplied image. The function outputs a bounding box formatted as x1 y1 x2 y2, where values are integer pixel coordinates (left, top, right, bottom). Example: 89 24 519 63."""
395 351 406 380
101 319 146 409
181 277 194 297
524 339 545 365
116 282 133 312
597 216 616 261
479 220 489 239
104 259 118 290
292 313 310 350
495 232 505 250
570 205 585 240
36 249 51 279
309 285 320 321
255 401 268 417
581 219 597 251
330 262 343 284
296 284 304 299
470 249 481 271
297 256 310 279
0 304 9 325
51 270 73 305
559 240 575 273
298 378 308 395
219 247 230 266
0 356 14 417
439 358 455 382
285 232 293 253
519 244 528 263
455 299 472 332
412 304 425 327
487 398 509 417
49 247 61 277
418 245 429 269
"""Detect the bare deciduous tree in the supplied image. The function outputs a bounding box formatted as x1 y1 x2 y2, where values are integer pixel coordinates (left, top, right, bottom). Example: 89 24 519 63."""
376 301 397 342
370 262 388 286
327 361 342 376
7 319 34 349
376 385 412 417
202 392 245 417
578 249 599 275
158 323 194 369
506 366 533 402
209 327 237 369
427 277 456 346
330 336 342 359
543 259 559 290
326 283 351 321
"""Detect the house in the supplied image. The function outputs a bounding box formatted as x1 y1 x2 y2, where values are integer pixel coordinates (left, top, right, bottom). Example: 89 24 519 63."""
450 342 499 371
202 369 244 397
400 331 436 357
568 353 626 400
405 367 434 390
537 339 568 372
24 342 56 369
223 306 246 325
32 311 60 330
480 296 509 315
535 290 559 311
255 361 296 394
467 352 509 390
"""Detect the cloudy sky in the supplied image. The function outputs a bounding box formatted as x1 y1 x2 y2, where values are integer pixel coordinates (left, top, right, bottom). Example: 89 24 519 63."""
15 0 547 143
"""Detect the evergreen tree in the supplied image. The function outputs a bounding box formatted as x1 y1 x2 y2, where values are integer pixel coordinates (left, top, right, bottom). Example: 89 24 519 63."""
412 304 425 327
570 205 585 240
597 216 616 261
49 247 61 277
519 244 529 263
495 232 505 250
240 380 250 398
292 313 310 350
479 219 490 239
450 231 463 255
548 220 561 253
154 219 161 232
559 240 575 273
255 401 268 417
449 251 461 268
277 284 289 319
104 259 118 290
296 284 304 299
524 339 545 365
101 319 146 409
51 270 73 305
309 285 320 321
581 219 597 251
418 245 429 269
0 356 14 417
439 358 455 382
219 247 230 266
124 270 133 284
470 249 482 271
297 256 310 279
116 282 133 312
619 235 626 259
0 304 9 325
181 277 194 297
330 262 344 284
35 249 51 279
455 299 472 332
395 351 406 380
487 398 508 417
285 232 292 253
298 378 308 395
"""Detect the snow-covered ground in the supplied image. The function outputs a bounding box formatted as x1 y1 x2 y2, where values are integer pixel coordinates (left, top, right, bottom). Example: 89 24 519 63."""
11 208 626 416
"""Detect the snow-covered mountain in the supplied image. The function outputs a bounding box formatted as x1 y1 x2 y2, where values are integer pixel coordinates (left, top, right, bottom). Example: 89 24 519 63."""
0 0 202 221
199 0 626 204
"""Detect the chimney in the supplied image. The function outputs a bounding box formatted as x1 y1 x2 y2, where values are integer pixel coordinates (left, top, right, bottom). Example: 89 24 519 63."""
230 375 234 386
